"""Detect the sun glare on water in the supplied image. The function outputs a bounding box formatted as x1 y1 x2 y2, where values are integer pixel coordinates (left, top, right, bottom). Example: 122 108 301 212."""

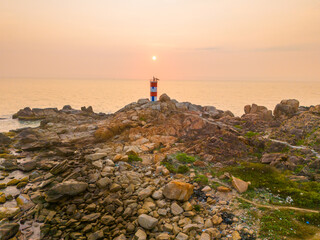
152 56 157 61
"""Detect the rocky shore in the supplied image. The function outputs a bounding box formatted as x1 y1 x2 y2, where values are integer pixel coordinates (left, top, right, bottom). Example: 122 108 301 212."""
0 94 319 240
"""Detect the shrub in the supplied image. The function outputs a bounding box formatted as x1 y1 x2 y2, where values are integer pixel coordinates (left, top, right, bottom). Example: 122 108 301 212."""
160 161 176 173
194 204 201 211
176 153 196 163
194 174 208 185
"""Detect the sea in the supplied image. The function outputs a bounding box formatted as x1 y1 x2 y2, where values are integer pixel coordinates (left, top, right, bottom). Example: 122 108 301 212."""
1 78 319 133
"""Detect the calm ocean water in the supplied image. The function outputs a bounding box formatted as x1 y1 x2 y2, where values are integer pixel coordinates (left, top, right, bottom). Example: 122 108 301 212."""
1 79 319 132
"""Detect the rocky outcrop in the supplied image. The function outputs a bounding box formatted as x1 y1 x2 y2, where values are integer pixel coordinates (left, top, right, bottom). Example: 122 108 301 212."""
1 94 318 239
0 133 11 145
274 99 299 119
242 103 273 121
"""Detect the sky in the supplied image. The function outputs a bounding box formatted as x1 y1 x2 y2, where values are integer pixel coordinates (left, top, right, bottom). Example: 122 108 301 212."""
1 0 320 81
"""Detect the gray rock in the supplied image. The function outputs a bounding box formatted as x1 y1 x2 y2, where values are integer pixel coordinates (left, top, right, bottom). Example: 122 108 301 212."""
134 229 147 240
82 213 101 222
171 202 183 215
87 230 104 240
138 214 158 230
176 232 189 240
101 215 115 225
96 177 111 188
19 158 37 172
152 190 163 200
85 153 108 161
138 186 153 200
137 98 150 105
46 180 88 202
92 160 103 169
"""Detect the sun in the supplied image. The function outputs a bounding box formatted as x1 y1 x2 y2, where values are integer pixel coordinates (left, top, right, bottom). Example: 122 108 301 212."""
152 56 157 61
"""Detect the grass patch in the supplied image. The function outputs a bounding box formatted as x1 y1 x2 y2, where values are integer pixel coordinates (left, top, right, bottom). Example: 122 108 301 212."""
259 210 319 240
128 154 142 162
238 198 253 209
177 165 190 174
245 131 260 138
221 162 320 209
234 125 243 130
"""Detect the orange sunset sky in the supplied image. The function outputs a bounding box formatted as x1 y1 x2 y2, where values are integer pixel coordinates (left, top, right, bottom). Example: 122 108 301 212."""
1 0 320 81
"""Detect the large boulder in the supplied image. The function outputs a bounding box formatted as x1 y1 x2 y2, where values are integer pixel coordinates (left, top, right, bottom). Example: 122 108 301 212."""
0 223 20 240
46 180 88 202
162 180 194 201
274 99 299 119
159 93 171 102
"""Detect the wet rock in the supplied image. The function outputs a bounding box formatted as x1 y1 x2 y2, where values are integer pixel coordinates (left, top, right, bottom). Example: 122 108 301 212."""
138 214 158 230
0 223 19 240
162 181 194 201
